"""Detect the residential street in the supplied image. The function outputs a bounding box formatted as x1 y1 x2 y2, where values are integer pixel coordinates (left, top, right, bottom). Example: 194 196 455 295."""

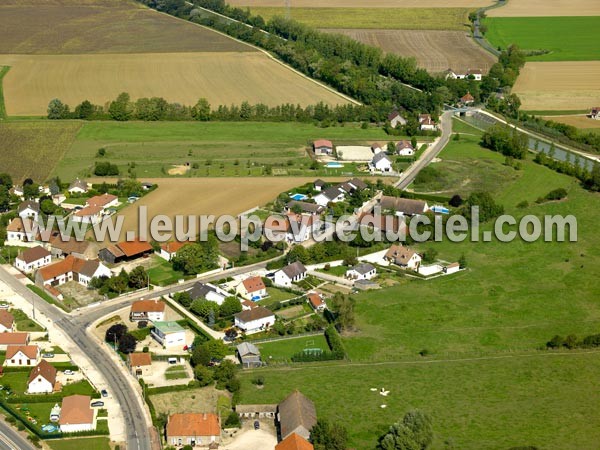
0 419 35 450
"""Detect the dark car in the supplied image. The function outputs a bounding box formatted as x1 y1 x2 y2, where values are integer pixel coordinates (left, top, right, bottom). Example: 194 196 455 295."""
254 420 260 430
101 389 108 397
91 401 104 408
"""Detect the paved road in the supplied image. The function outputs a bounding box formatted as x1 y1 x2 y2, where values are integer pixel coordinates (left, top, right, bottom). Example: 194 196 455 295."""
0 420 35 450
394 110 454 190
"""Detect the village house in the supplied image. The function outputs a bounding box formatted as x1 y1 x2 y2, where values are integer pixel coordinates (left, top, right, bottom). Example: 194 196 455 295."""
6 218 38 243
4 345 40 366
27 360 58 394
188 282 230 305
36 255 111 288
52 193 66 206
371 142 384 154
276 433 314 450
461 92 475 105
419 114 437 131
234 306 275 335
369 152 393 173
151 321 186 349
236 276 267 301
274 261 307 287
130 299 165 322
312 139 333 156
396 140 415 156
313 179 326 192
99 239 153 264
49 235 99 260
388 110 407 128
358 212 407 236
466 68 483 81
0 332 29 350
278 390 317 441
265 214 321 244
67 179 90 194
0 311 15 333
236 342 262 368
86 193 118 209
307 293 326 312
128 352 152 378
15 246 52 273
166 413 221 448
590 107 600 120
385 244 422 271
379 196 429 216
285 201 325 216
18 200 40 221
313 186 345 206
158 241 190 261
59 395 95 433
72 205 104 224
346 263 377 281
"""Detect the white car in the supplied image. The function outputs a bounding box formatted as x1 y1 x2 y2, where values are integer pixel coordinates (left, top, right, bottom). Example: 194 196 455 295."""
63 370 74 376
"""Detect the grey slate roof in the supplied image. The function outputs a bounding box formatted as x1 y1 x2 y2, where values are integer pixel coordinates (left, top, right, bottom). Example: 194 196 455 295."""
371 152 391 164
379 196 427 216
278 391 317 440
350 263 376 275
188 282 218 300
18 200 40 214
281 261 307 279
236 342 260 357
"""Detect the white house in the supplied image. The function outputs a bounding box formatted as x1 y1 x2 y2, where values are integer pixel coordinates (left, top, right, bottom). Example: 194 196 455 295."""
86 193 118 209
379 196 429 216
188 282 230 305
35 255 111 288
6 218 38 243
0 311 15 333
27 360 58 394
128 352 152 378
234 306 275 334
590 107 600 120
313 186 345 207
313 179 326 192
4 345 40 366
384 244 422 271
274 261 307 287
369 152 393 173
307 293 326 312
71 205 104 224
371 143 384 154
313 139 333 155
129 299 166 322
167 413 221 448
388 110 407 128
17 201 40 222
59 395 95 433
15 246 52 273
396 140 415 156
158 241 189 261
67 179 90 194
346 263 377 280
151 321 187 348
419 114 437 131
236 276 267 301
444 262 460 275
466 68 483 81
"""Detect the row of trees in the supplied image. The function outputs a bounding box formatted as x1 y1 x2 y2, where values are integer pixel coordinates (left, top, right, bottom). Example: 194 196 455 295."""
534 152 600 192
90 266 149 297
481 124 528 159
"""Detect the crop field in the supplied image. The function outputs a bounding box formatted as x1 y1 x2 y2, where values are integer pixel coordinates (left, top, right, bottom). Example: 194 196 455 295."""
0 52 349 116
488 0 600 17
238 133 600 448
541 115 600 130
324 29 496 73
249 7 472 30
0 121 82 183
53 121 390 180
484 17 600 61
229 0 492 7
512 62 600 111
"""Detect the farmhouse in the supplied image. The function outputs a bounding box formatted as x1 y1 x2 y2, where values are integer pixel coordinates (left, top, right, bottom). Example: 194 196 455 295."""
49 235 98 259
276 433 314 450
396 140 415 156
6 218 38 243
4 345 40 366
15 246 52 273
379 196 429 216
236 342 262 368
86 193 118 209
285 201 325 216
59 395 95 433
36 255 111 287
27 360 58 394
236 404 277 420
0 311 15 333
388 110 407 128
369 152 393 173
166 413 221 448
130 299 165 322
312 139 333 155
151 321 186 349
419 114 437 131
158 241 190 261
99 240 153 264
274 261 307 287
72 205 104 224
307 293 326 312
67 179 90 194
128 352 152 378
461 92 475 105
590 107 600 120
278 390 317 441
346 263 377 280
234 306 275 334
188 282 229 305
385 244 422 271
236 276 267 301
18 200 40 221
0 332 29 350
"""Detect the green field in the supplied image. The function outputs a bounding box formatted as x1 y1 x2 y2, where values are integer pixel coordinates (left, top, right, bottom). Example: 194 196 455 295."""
48 437 111 450
147 257 189 286
484 17 600 61
250 7 470 30
53 121 390 180
0 66 9 119
258 334 330 363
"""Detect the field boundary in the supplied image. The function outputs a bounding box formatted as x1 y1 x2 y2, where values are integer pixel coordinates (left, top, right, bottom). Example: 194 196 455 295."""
0 66 9 119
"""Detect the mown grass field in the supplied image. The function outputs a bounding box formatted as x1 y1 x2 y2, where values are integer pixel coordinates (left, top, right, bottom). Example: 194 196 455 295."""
250 7 471 30
47 437 111 450
258 335 329 363
54 121 390 180
484 17 600 61
0 121 82 183
238 122 600 448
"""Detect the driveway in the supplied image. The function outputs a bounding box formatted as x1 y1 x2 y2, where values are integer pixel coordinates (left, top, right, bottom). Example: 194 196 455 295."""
222 423 278 450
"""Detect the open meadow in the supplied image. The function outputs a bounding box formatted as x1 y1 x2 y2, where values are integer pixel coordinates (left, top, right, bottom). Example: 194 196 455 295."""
488 0 600 17
324 29 495 73
229 0 491 7
512 62 600 111
484 16 600 61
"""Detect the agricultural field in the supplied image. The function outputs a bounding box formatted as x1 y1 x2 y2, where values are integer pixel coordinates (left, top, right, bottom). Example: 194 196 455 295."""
484 17 600 61
229 0 492 7
541 115 600 131
488 0 600 17
249 7 472 30
0 52 349 116
0 121 82 183
53 121 390 180
324 29 496 73
512 62 600 111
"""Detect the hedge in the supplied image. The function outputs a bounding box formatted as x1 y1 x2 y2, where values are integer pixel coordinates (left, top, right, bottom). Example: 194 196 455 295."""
324 325 347 360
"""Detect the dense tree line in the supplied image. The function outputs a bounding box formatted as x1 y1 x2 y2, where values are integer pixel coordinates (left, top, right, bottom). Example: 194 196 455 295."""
481 124 528 159
518 114 600 154
534 151 600 192
378 410 433 450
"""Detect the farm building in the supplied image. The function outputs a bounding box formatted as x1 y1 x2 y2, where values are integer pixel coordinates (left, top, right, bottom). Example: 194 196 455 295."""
236 276 267 301
236 404 277 420
346 263 377 280
99 240 153 264
234 306 275 335
278 390 317 441
166 413 220 448
0 311 15 333
59 395 95 433
369 152 393 173
236 342 262 368
27 360 58 394
274 261 307 287
312 139 333 155
396 140 415 156
388 110 407 128
36 255 111 288
128 352 152 378
385 244 422 271
129 299 165 322
151 321 186 349
49 235 98 259
15 246 52 273
276 433 314 450
379 196 429 216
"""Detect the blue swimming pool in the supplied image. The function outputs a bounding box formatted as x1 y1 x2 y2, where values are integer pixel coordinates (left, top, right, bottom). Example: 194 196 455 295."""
326 162 344 168
290 193 308 201
431 205 450 214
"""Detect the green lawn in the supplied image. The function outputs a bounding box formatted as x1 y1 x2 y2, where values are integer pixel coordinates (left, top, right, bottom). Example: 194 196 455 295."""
53 121 391 180
258 287 300 308
317 265 348 277
1 371 29 393
484 17 600 61
11 309 44 332
147 257 188 286
165 365 188 380
47 437 111 450
258 335 330 363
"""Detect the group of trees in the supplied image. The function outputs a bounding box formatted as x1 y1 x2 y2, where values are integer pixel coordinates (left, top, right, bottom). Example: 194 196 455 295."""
90 266 149 297
378 410 433 450
94 161 120 176
534 151 600 192
173 291 242 329
171 239 220 275
105 323 138 354
460 191 505 223
520 114 600 154
547 332 600 350
0 173 13 213
481 124 528 159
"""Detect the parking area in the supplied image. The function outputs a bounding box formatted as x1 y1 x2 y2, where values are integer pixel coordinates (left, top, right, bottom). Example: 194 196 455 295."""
222 420 278 450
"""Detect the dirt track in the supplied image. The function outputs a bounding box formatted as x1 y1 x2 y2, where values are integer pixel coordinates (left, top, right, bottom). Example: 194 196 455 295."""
488 0 600 17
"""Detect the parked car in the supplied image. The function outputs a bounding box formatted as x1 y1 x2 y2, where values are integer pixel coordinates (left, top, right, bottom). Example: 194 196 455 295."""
254 420 260 430
91 401 104 408
42 353 54 358
63 370 74 376
101 389 108 398
0 303 9 309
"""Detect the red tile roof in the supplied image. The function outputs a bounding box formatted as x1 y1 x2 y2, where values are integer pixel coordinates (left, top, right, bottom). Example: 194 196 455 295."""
0 311 14 330
87 193 117 208
167 413 220 437
74 205 103 217
313 139 332 148
117 240 153 257
6 345 39 360
130 299 165 313
160 241 190 254
307 294 324 309
129 352 152 367
276 433 314 450
0 333 29 346
60 395 94 426
242 276 266 294
28 359 57 385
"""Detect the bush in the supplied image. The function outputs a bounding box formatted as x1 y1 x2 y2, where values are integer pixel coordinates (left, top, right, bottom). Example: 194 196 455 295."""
94 161 119 176
545 188 567 201
224 411 241 428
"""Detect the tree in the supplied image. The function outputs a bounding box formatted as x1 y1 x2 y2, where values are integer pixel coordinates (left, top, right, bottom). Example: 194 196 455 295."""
311 419 348 450
190 299 219 321
40 199 56 215
75 100 95 119
448 194 463 207
458 254 467 269
225 328 238 340
379 410 433 450
330 293 355 331
0 173 13 189
105 323 128 344
47 98 70 119
219 296 242 318
192 98 211 121
213 359 237 385
462 191 504 222
285 244 309 264
118 333 137 354
173 291 192 308
108 92 133 121
171 241 219 275
191 343 211 367
128 266 148 290
422 248 438 264
194 365 214 386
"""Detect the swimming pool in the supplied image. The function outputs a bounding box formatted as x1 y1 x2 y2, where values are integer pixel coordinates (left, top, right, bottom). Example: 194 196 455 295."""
290 193 308 201
325 162 344 168
430 205 450 214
